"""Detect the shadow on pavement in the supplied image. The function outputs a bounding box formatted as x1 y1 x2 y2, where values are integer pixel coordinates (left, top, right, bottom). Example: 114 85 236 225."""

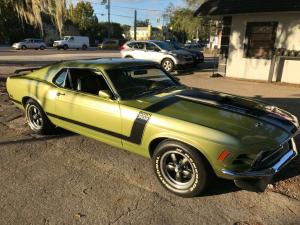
175 57 219 76
0 128 76 146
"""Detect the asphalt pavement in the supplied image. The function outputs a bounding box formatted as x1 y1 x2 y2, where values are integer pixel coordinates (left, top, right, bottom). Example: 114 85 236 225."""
0 47 120 65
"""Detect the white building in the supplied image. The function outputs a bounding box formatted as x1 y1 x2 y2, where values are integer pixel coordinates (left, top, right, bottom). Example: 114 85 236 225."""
195 0 300 84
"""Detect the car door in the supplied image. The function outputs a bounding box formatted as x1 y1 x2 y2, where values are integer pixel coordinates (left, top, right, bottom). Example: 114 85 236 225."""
68 36 75 48
131 42 146 59
145 42 162 63
52 68 122 147
27 39 34 48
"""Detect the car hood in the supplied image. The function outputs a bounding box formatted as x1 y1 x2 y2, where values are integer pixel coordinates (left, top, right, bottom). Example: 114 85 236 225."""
183 48 203 56
123 87 298 148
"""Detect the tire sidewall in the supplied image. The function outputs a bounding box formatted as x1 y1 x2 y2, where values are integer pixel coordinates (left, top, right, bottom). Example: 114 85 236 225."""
162 58 174 72
153 141 208 197
25 99 54 134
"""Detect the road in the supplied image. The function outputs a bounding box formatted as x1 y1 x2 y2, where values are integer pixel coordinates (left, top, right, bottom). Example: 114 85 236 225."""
0 65 299 225
0 47 121 65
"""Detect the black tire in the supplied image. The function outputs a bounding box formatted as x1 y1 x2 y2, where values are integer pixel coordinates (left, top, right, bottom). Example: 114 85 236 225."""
161 58 174 72
40 46 45 50
82 44 87 50
63 44 68 50
153 140 210 197
25 99 55 134
125 55 133 58
21 45 27 50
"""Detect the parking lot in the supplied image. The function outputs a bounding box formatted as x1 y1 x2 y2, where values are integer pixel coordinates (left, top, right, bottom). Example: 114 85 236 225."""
0 53 300 225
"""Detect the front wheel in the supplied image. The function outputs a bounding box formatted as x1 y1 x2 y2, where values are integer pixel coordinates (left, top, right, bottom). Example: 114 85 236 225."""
25 99 55 134
63 44 68 50
82 44 87 50
162 58 174 72
153 140 210 197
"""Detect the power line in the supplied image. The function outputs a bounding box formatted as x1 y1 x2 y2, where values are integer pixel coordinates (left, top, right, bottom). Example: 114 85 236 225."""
111 5 163 12
86 1 163 12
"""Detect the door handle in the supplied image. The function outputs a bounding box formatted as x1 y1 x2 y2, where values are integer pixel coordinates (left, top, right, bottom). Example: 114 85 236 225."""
56 92 65 96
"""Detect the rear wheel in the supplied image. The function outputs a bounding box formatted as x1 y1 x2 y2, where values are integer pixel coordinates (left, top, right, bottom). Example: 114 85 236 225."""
25 99 55 134
125 55 133 58
82 44 87 50
153 140 210 197
162 58 174 72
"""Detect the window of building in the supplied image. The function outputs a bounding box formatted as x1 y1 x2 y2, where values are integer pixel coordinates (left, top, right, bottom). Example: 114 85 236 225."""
244 22 278 59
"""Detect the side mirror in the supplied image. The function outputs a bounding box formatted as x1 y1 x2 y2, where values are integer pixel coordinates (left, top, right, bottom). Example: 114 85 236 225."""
98 90 112 99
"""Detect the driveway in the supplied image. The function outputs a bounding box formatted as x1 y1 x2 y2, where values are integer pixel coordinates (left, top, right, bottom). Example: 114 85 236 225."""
0 70 299 225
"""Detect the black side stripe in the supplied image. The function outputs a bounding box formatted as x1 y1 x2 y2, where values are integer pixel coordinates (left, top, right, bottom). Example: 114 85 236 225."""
144 96 180 112
10 98 22 105
47 111 151 145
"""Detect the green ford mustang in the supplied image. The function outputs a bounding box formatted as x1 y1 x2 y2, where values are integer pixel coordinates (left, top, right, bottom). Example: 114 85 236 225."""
6 59 299 197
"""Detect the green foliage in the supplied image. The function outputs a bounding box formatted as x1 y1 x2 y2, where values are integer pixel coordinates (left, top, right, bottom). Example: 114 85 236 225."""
169 8 208 42
0 1 39 44
94 22 124 42
136 20 150 27
70 1 98 34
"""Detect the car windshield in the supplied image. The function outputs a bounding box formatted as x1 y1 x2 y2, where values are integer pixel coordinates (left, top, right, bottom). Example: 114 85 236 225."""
152 41 176 51
105 66 181 100
63 36 70 40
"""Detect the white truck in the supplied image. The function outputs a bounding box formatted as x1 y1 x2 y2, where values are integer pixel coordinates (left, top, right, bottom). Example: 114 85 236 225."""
53 36 90 50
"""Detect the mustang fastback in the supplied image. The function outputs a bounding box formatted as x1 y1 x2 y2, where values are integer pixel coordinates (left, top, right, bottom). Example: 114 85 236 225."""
6 59 299 197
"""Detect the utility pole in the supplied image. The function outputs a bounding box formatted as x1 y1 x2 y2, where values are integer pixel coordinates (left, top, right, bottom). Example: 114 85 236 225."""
134 10 137 41
108 0 111 38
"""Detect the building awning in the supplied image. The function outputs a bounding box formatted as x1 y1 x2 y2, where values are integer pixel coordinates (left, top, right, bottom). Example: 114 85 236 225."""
194 0 300 16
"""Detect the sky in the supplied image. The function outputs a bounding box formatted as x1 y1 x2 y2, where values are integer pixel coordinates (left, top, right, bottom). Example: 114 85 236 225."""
74 0 187 27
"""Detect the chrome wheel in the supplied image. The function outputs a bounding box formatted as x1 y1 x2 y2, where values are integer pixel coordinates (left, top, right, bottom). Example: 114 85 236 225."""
160 150 195 190
27 104 43 130
162 59 173 72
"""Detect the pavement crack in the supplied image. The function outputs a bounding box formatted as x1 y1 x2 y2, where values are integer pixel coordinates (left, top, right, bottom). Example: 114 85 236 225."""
108 197 142 225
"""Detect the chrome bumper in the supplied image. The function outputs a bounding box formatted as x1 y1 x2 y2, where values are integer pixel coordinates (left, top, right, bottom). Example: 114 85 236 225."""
222 135 298 179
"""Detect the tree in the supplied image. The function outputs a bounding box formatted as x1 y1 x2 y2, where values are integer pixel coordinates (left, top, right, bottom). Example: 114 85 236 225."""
136 19 150 27
7 0 70 36
169 8 208 42
70 1 98 34
0 1 39 44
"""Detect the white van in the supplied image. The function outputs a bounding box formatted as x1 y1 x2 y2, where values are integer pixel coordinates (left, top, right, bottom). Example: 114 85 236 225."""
53 36 90 50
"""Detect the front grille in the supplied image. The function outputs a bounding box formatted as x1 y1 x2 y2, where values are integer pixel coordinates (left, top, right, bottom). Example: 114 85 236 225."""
251 141 291 170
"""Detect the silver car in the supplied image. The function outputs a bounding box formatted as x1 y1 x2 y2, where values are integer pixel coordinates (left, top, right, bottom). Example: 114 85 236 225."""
12 39 46 50
120 40 194 72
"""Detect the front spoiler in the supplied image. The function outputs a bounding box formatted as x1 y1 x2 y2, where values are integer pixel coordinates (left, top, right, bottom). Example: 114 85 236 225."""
222 135 298 191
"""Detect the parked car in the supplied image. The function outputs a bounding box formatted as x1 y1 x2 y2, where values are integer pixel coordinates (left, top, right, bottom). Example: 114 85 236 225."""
184 43 203 50
99 39 119 50
53 36 89 50
6 59 299 197
120 40 194 72
166 41 204 65
12 39 46 50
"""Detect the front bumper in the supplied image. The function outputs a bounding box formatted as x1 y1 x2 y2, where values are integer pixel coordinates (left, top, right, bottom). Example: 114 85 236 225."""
222 129 299 190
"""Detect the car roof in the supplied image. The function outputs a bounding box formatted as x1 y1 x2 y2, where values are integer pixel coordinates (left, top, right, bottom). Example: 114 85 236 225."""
54 58 158 71
29 59 159 83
